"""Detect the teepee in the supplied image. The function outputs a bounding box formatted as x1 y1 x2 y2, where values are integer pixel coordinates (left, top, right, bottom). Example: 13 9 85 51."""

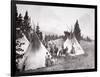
17 31 51 71
63 36 84 56
63 23 84 56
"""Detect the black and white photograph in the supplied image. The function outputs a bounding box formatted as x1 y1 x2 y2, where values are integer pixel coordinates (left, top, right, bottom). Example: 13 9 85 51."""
11 1 97 76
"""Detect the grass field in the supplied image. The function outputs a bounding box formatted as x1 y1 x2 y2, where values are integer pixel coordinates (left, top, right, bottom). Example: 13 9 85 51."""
23 40 95 73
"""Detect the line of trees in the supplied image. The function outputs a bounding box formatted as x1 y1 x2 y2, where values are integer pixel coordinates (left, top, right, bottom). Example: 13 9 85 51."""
16 7 31 41
45 34 59 42
16 6 32 72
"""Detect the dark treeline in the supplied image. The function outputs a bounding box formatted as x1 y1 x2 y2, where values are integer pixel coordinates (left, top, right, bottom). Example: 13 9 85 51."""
16 9 31 40
80 36 92 42
16 5 32 72
44 34 64 42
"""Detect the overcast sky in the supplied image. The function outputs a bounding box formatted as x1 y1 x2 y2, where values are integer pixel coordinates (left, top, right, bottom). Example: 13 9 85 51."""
17 4 95 39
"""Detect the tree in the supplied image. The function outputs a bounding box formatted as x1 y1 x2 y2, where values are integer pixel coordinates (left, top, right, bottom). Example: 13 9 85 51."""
15 8 32 72
16 10 32 40
74 20 81 43
40 32 43 41
36 23 43 41
16 6 18 21
36 22 40 34
23 11 31 41
16 6 24 72
16 6 23 39
86 36 92 42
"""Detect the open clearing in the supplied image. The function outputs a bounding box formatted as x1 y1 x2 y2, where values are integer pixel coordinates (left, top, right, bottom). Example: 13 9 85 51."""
23 40 95 73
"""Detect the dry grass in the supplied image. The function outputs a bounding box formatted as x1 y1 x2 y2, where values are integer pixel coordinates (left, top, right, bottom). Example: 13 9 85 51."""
23 40 95 73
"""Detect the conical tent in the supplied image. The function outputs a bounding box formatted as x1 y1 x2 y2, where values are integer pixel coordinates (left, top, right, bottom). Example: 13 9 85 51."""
17 31 51 71
63 36 84 56
63 23 84 56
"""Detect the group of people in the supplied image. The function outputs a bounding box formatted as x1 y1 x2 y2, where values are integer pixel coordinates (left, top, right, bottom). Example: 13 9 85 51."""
43 41 58 56
43 40 68 57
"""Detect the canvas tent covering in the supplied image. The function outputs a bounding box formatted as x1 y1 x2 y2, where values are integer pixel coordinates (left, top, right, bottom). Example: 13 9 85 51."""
17 31 52 71
63 36 84 56
63 23 84 56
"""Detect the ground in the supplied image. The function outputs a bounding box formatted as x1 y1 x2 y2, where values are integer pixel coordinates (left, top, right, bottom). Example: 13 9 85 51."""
23 40 95 73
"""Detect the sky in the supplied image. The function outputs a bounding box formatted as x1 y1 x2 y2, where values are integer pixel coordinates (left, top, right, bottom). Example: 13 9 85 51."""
17 4 95 40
